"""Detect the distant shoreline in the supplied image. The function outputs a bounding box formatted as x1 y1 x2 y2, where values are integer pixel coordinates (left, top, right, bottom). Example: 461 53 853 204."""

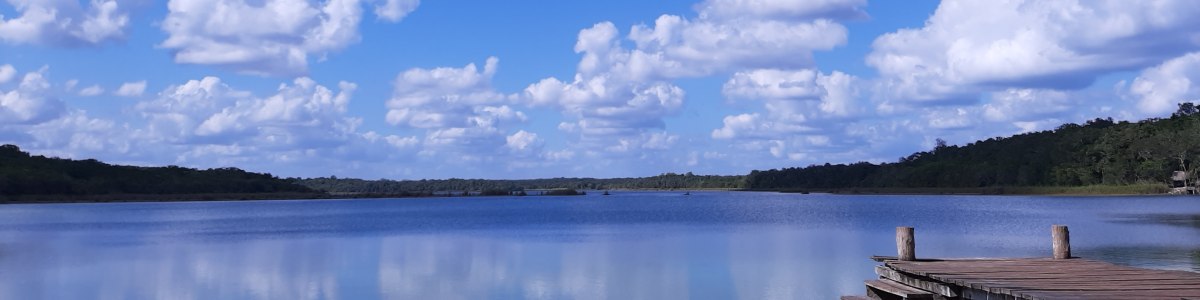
0 189 595 204
2 184 1178 205
752 184 1170 196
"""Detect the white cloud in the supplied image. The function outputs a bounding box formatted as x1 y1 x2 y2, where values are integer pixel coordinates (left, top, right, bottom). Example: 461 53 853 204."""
523 0 863 156
0 67 65 125
713 69 864 141
526 74 685 138
0 65 15 83
696 0 866 21
624 15 847 78
138 76 361 150
115 80 147 97
505 130 540 152
925 107 975 130
374 0 418 22
867 0 1200 104
982 89 1074 122
113 75 423 176
386 57 508 128
78 85 105 96
160 0 419 76
384 57 547 165
1129 52 1200 115
20 111 131 159
0 0 131 46
64 79 78 90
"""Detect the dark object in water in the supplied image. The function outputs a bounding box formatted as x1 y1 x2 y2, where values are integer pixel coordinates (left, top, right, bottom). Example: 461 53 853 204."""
683 191 690 196
602 190 610 195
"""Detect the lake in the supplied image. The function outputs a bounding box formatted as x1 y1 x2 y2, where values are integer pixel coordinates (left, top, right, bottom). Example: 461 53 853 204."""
0 192 1198 299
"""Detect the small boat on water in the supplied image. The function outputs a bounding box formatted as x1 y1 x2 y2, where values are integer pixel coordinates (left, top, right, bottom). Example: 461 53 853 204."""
602 190 610 195
683 191 690 196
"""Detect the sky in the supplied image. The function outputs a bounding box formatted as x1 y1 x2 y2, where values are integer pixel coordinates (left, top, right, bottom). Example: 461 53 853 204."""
1 0 1200 179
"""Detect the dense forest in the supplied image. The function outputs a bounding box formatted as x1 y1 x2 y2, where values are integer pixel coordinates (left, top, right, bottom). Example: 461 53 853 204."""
0 144 317 201
744 103 1200 191
295 172 745 194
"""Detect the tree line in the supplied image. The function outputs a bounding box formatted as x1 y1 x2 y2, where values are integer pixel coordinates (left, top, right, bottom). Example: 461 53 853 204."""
0 145 316 199
9 102 1197 199
294 172 745 194
744 103 1200 190
0 143 743 201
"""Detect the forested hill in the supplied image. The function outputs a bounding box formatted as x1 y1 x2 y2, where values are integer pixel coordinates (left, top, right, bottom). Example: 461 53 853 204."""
744 103 1200 191
0 145 316 201
295 172 744 194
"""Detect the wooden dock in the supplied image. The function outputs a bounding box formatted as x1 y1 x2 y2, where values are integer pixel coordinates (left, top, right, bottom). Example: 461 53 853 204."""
843 225 1200 300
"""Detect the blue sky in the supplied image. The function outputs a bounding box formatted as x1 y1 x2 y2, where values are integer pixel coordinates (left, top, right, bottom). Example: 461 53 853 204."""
2 0 1199 179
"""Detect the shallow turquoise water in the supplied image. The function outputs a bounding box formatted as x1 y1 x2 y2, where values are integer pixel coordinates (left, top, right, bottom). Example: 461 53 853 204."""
0 192 1198 299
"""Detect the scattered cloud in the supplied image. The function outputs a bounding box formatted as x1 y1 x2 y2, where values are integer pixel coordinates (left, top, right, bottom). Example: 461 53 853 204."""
0 67 65 125
504 130 541 154
160 0 420 76
0 65 15 84
696 0 866 21
9 0 1200 179
982 89 1075 123
115 80 147 97
0 0 132 46
711 68 868 164
137 76 361 149
384 57 552 169
374 0 419 22
78 85 105 96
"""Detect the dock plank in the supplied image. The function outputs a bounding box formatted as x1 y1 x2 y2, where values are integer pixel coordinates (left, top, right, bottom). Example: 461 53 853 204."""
879 258 1200 299
865 279 936 299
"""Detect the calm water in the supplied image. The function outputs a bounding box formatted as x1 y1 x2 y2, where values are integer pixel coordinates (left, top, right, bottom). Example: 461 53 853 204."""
1 192 1198 299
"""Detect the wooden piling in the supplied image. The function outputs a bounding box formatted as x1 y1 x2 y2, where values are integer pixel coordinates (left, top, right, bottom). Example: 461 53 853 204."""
1052 224 1070 259
896 226 915 261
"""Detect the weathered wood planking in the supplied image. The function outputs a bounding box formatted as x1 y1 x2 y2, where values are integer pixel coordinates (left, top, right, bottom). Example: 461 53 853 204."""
882 258 1200 300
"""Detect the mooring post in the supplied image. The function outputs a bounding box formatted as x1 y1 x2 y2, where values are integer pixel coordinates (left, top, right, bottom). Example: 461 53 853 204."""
1052 225 1071 259
897 226 915 261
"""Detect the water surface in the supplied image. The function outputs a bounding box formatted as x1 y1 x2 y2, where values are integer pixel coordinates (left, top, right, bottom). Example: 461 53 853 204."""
1 192 1198 299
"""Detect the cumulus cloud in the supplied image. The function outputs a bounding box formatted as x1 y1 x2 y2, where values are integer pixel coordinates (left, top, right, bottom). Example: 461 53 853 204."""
115 80 146 97
107 75 420 175
525 72 685 138
0 67 65 125
160 0 419 76
1129 52 1200 115
78 85 104 96
385 57 543 163
504 130 541 153
0 0 131 46
713 69 863 142
867 0 1200 104
139 76 362 149
521 0 864 157
18 111 134 159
